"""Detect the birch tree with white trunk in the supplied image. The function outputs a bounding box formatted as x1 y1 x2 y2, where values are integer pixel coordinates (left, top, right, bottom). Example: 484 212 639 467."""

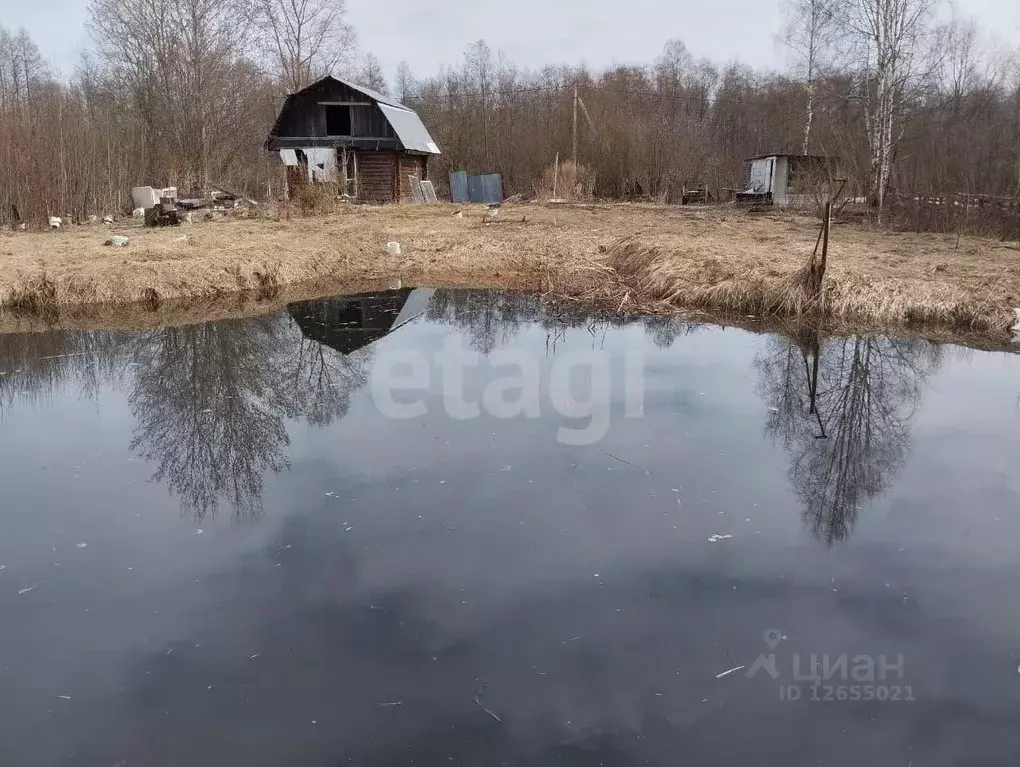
841 0 935 216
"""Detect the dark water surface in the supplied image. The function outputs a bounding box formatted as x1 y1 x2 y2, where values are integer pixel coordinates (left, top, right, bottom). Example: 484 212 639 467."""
2 289 1019 766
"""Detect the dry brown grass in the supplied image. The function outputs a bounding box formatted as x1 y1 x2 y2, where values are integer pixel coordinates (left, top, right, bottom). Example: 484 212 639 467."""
599 233 1009 332
537 160 596 200
6 271 58 317
1 202 1018 339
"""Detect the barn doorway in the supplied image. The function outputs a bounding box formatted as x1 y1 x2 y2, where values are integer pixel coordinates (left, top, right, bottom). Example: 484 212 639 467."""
339 147 359 199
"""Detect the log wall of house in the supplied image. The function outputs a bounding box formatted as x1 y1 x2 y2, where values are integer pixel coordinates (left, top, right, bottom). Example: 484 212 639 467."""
284 151 430 202
357 151 398 202
398 155 429 201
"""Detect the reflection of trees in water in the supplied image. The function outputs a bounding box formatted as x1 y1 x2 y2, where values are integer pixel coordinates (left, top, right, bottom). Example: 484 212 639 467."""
1 309 373 522
640 316 701 349
4 289 707 518
756 332 943 544
128 318 294 522
427 288 700 353
280 335 371 427
0 329 132 416
426 289 543 354
128 314 372 521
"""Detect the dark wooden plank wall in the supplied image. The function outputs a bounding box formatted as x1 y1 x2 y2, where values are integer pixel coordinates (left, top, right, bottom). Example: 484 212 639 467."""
276 81 396 139
357 151 398 202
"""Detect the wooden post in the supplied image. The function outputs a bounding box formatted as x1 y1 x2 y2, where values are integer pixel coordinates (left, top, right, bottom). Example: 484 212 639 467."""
820 200 832 275
571 85 579 166
956 192 970 250
341 146 348 196
553 152 559 198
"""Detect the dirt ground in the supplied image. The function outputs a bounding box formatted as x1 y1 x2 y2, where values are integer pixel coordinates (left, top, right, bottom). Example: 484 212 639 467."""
1 202 1018 338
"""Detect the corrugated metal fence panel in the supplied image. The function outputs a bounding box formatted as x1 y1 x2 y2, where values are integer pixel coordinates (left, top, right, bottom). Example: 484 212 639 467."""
467 174 484 203
450 171 469 203
453 171 505 203
480 174 503 204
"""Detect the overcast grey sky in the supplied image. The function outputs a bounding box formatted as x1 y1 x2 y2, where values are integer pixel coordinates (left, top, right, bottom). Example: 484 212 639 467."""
2 0 1019 82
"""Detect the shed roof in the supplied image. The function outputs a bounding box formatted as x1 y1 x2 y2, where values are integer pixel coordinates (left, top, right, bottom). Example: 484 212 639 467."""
327 76 408 110
378 104 441 155
745 153 835 161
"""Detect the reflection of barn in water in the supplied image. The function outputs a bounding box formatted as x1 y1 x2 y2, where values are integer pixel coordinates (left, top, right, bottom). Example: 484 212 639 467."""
288 288 435 354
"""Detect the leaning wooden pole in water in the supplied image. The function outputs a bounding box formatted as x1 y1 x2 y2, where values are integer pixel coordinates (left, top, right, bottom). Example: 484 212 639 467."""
800 180 846 300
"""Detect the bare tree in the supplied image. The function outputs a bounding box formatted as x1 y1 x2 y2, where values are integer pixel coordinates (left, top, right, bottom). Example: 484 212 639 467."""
463 40 494 165
781 0 838 153
394 60 417 103
180 0 255 189
840 0 935 215
938 16 982 106
0 26 51 221
353 52 388 94
87 0 256 189
256 0 356 93
0 27 48 104
3 22 1020 226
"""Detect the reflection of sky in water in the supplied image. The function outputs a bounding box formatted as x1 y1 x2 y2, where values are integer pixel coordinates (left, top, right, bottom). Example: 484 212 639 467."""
1 290 1020 766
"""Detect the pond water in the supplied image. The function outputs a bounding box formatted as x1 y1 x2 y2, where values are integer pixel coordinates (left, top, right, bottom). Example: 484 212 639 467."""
1 289 1019 766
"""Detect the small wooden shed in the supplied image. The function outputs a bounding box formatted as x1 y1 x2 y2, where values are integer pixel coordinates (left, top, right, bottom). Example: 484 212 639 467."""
266 77 441 203
740 154 842 206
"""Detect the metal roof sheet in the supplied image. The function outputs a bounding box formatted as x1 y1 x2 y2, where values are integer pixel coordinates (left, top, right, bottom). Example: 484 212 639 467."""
745 153 834 161
378 104 441 155
328 76 409 110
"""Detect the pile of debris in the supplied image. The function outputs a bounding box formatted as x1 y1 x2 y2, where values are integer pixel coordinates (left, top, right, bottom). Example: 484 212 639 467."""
132 185 255 227
176 188 246 212
132 186 181 227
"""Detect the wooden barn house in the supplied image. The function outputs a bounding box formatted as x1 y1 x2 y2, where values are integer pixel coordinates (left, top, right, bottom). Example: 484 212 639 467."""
266 76 441 203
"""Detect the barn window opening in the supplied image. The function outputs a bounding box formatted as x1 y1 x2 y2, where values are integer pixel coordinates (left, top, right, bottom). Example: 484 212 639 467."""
325 105 352 136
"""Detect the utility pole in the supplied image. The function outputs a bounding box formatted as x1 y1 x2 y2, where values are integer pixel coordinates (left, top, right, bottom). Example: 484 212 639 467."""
572 86 578 166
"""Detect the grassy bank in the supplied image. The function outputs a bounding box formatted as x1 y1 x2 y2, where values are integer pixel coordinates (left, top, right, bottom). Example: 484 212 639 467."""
1 202 1018 338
